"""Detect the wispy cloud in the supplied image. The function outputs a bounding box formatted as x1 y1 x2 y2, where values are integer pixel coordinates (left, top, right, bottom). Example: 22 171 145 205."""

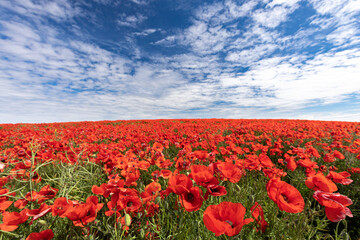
117 14 147 27
252 0 300 28
309 0 360 48
225 44 277 65
0 0 80 21
128 0 149 5
134 28 160 36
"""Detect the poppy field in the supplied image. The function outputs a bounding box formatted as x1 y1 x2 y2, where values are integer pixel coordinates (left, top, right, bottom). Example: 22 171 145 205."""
0 119 359 239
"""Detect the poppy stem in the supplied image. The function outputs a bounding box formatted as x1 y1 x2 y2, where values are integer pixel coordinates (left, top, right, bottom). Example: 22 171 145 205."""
0 229 22 238
119 226 126 240
48 215 59 229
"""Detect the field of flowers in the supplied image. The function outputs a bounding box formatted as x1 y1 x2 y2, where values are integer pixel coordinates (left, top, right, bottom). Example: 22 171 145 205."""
0 119 359 239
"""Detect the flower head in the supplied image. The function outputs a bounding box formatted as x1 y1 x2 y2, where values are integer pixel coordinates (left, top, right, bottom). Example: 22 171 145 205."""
203 201 253 236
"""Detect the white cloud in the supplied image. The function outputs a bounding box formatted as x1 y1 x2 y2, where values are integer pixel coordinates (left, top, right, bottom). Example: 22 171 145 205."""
117 14 147 27
134 28 159 36
252 0 300 28
0 0 80 21
128 0 149 5
222 48 360 109
326 24 358 45
225 44 277 65
310 0 353 15
156 1 261 54
225 0 258 19
153 35 176 45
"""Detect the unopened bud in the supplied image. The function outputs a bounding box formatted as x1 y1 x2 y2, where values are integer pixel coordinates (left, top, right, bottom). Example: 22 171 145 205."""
38 220 47 226
124 213 132 227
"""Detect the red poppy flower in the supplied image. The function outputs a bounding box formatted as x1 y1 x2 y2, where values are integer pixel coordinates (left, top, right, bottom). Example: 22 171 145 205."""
267 178 305 213
216 162 242 183
0 177 9 188
250 202 268 233
105 193 121 217
204 184 227 200
36 185 59 204
27 203 52 225
159 169 173 179
0 209 29 231
0 188 14 211
175 157 191 171
165 174 192 195
326 171 353 185
258 154 274 168
65 203 94 225
189 165 218 187
152 142 164 152
286 156 297 171
64 196 103 227
52 197 73 218
26 229 54 240
192 150 208 161
306 146 320 158
141 181 161 202
179 186 203 212
348 167 360 174
155 156 173 169
119 195 142 213
0 200 12 211
305 172 338 192
324 153 335 163
123 167 140 187
333 150 345 160
91 183 112 198
297 158 318 169
203 201 253 236
313 190 353 222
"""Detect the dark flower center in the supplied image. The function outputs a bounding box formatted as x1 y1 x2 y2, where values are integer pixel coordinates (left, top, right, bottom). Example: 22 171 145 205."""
225 220 234 227
281 193 289 202
186 192 194 201
127 201 133 207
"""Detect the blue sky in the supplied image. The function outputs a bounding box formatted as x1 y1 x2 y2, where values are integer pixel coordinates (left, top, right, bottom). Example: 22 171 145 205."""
0 0 360 123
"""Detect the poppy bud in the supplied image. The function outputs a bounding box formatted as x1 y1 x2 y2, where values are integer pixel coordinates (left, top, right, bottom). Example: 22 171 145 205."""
124 213 132 227
37 219 47 226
